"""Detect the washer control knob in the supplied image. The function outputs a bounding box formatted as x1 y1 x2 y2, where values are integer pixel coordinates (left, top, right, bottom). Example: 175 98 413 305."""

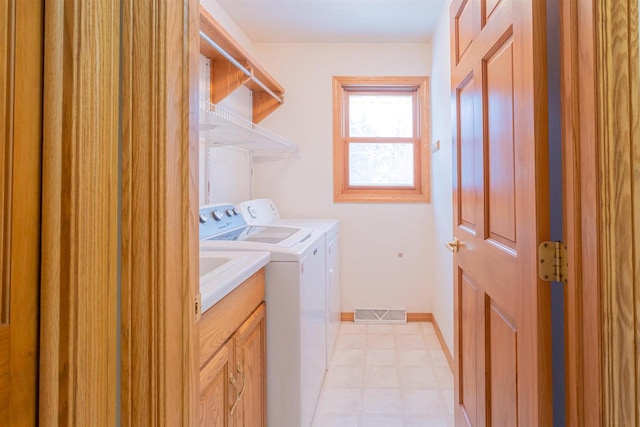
199 214 208 224
247 206 257 219
232 208 240 216
226 209 234 217
211 210 224 221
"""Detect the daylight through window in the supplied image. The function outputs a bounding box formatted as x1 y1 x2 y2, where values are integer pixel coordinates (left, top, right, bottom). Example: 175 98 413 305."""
332 76 430 203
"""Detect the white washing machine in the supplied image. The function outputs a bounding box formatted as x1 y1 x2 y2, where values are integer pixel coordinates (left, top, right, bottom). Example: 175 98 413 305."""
199 203 326 427
237 198 341 369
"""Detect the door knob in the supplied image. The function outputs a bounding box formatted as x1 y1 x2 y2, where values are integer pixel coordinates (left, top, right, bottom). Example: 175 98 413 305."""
445 238 460 253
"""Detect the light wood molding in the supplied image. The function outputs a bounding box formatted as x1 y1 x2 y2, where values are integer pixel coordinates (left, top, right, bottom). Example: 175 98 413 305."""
0 0 43 424
7 1 42 424
595 0 639 425
40 0 119 424
431 316 454 372
561 0 640 425
120 0 199 425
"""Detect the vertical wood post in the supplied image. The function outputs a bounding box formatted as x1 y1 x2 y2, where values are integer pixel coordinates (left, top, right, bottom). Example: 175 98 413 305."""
40 0 120 424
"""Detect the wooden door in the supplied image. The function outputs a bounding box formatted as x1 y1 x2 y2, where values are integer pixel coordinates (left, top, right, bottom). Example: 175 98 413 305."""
450 0 552 425
0 0 42 424
233 303 266 427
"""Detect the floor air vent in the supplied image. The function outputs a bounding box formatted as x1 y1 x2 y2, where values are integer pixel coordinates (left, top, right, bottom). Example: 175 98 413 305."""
353 308 407 324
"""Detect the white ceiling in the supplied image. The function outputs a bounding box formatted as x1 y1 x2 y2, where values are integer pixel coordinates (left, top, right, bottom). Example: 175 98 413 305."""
216 0 449 43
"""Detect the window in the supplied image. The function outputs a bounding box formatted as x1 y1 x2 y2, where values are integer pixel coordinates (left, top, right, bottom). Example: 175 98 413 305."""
332 76 430 203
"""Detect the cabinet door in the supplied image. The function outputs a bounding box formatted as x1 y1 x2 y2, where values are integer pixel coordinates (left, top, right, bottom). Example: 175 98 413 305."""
233 303 266 427
199 340 235 427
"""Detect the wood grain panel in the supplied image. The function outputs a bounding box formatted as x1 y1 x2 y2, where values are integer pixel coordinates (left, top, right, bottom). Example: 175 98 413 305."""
8 1 42 424
199 270 265 368
485 36 516 248
40 0 118 425
120 0 199 425
593 0 640 425
456 0 474 62
488 301 517 427
0 327 8 419
199 340 233 427
560 0 640 425
0 0 10 323
234 303 266 427
457 76 477 231
459 273 478 426
210 59 250 105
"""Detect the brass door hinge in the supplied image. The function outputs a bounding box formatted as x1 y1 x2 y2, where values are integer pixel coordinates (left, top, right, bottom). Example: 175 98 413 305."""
195 293 202 321
538 241 568 283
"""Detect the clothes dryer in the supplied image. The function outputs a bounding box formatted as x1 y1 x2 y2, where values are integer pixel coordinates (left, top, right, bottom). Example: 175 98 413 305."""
237 198 341 369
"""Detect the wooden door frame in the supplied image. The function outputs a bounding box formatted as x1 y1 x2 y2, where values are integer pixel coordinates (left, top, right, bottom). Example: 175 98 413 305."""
1 0 42 424
119 0 199 425
40 0 199 424
40 0 120 424
561 0 639 425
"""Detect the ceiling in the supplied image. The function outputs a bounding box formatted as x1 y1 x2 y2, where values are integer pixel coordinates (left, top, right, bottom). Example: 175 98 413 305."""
216 0 449 44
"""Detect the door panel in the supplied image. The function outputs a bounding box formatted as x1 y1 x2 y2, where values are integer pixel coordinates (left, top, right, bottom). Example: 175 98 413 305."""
485 37 516 249
459 272 478 426
488 301 517 426
457 76 477 232
456 0 474 62
483 0 502 24
450 0 551 425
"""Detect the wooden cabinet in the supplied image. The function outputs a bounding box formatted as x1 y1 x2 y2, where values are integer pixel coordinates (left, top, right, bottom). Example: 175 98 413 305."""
198 270 266 427
199 340 234 426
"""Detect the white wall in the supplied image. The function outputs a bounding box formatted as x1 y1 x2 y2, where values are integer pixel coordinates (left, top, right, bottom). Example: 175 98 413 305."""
252 43 435 313
428 4 454 354
198 3 256 206
200 0 256 56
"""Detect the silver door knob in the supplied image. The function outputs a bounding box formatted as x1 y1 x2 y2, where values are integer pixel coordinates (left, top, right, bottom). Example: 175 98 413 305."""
445 238 460 253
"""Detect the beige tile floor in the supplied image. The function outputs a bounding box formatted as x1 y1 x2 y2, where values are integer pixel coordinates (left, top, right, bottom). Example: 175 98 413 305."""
312 322 454 427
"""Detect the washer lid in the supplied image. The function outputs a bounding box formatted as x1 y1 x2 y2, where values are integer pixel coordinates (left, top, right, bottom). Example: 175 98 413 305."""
203 225 311 247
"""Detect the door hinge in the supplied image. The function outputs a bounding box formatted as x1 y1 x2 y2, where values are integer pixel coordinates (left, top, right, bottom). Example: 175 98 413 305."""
538 241 568 283
195 293 202 321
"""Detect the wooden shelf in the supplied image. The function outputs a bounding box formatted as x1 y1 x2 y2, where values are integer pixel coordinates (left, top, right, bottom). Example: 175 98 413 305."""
199 6 284 124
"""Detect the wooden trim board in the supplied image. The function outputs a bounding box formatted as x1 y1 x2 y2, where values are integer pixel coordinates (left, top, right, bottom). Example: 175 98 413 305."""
40 0 120 424
561 0 640 425
120 0 199 425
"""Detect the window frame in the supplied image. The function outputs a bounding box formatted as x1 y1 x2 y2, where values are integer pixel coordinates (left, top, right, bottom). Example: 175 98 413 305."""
332 76 431 203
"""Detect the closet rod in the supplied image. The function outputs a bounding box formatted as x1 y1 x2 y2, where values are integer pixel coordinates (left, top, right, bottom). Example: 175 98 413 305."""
199 31 284 104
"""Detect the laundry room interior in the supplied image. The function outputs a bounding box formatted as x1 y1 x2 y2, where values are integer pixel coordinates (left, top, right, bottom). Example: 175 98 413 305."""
3 0 636 424
197 0 456 426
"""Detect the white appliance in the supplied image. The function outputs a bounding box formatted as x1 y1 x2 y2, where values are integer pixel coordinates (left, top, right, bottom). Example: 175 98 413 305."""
238 198 341 369
199 203 326 427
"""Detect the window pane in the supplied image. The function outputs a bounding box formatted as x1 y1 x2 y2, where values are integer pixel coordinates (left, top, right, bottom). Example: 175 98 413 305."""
348 143 414 187
348 95 413 137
